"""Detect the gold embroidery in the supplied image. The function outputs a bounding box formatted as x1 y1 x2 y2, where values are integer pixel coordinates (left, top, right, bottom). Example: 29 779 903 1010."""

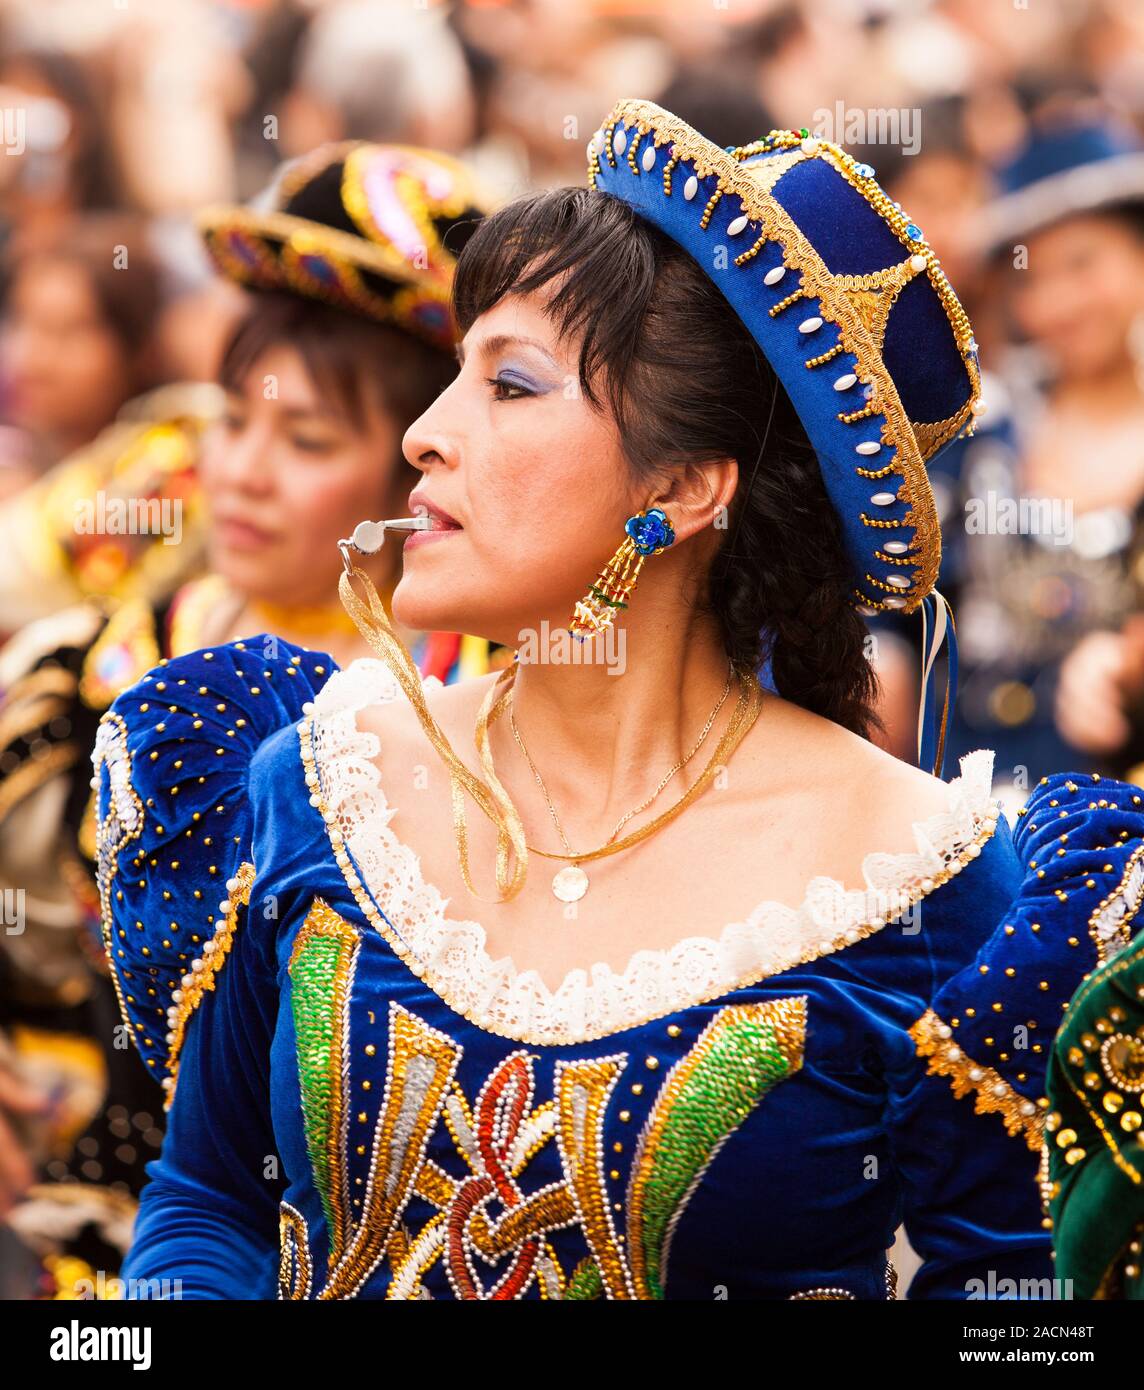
162 861 255 1107
374 1002 807 1299
319 1003 462 1299
554 1055 635 1300
910 1007 1043 1151
279 1202 313 1300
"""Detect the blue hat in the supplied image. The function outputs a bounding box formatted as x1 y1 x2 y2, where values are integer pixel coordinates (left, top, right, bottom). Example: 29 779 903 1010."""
975 117 1144 256
587 98 984 622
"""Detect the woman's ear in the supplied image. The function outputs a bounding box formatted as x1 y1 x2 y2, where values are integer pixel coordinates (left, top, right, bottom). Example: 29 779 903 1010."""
651 456 739 545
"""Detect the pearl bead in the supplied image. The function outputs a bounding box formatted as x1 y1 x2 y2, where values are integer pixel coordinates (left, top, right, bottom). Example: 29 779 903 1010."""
798 316 823 334
856 441 882 456
883 540 908 554
909 254 927 272
763 265 786 285
641 146 655 172
727 213 749 236
800 137 820 155
885 575 910 589
870 491 897 506
613 127 627 155
683 175 698 200
833 372 857 391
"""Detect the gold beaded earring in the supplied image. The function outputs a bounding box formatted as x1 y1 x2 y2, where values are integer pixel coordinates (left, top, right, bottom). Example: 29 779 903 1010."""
568 505 676 639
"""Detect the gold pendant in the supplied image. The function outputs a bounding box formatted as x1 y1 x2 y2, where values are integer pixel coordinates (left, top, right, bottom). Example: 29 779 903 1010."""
552 864 589 903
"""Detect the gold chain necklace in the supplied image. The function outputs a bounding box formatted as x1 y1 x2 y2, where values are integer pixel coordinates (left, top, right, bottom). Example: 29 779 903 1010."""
338 558 764 906
506 664 735 901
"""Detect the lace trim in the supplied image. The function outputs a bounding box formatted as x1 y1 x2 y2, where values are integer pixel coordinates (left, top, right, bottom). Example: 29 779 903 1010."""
302 660 1002 1045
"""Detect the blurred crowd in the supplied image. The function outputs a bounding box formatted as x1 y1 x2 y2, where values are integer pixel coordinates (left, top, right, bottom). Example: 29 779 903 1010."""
1 0 1144 1296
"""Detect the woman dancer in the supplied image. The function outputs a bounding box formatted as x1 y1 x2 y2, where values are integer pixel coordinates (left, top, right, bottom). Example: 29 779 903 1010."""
96 103 1144 1300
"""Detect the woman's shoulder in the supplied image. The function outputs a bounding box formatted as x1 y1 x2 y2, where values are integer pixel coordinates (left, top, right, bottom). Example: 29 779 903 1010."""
742 691 995 883
341 659 503 752
95 635 340 1099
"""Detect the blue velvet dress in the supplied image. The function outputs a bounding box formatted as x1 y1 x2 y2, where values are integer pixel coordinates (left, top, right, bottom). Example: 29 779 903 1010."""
91 637 1144 1299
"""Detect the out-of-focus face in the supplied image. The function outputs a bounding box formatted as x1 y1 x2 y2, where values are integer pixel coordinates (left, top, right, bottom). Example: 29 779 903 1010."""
394 288 648 647
202 343 408 605
1 258 132 446
1006 211 1144 379
887 151 987 291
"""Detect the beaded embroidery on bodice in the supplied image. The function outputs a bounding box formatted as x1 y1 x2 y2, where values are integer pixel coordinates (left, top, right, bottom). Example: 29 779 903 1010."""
303 659 1001 1043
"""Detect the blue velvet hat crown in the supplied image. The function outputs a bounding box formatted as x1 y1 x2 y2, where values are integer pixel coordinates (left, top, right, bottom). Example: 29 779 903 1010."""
587 99 985 620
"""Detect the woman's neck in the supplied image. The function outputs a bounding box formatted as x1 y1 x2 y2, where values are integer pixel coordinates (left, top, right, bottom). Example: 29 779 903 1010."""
491 601 747 842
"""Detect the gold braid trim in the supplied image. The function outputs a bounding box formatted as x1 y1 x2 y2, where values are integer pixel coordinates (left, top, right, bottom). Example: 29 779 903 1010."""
910 1008 1045 1152
588 100 985 612
162 860 255 1108
0 743 79 821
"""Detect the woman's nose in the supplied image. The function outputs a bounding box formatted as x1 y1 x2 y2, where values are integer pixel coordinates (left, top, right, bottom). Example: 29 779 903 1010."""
403 385 460 475
215 421 275 492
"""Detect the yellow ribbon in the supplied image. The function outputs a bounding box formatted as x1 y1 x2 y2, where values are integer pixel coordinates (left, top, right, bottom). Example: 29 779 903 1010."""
338 563 529 903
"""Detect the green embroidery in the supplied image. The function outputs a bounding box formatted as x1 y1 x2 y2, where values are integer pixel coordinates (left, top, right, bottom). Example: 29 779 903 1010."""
288 902 359 1266
627 997 807 1299
563 1258 604 1300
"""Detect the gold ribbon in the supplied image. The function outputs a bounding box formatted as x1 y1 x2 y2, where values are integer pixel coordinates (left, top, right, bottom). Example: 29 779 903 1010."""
338 562 529 903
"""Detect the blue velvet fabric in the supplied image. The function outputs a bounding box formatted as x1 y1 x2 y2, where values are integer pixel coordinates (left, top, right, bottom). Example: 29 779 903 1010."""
92 640 1142 1300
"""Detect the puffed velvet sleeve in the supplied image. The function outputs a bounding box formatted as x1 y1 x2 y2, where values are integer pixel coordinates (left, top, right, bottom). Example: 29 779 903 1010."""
91 636 337 1298
887 769 1144 1299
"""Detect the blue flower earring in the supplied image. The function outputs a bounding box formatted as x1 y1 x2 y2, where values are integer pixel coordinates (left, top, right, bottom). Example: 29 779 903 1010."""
569 505 676 639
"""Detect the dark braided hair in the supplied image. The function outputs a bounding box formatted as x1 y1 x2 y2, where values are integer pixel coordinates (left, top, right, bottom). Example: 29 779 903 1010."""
450 185 884 740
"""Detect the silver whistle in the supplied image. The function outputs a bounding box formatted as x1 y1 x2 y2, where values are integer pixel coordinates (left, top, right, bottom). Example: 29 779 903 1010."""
338 516 434 573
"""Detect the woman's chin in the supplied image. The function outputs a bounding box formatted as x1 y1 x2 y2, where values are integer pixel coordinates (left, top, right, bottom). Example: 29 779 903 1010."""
392 582 506 645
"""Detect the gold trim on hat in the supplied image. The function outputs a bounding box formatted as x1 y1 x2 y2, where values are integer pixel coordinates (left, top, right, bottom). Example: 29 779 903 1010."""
588 99 984 614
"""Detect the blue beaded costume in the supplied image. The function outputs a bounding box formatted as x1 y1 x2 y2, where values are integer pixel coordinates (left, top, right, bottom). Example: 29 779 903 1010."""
91 98 1144 1301
92 637 1144 1298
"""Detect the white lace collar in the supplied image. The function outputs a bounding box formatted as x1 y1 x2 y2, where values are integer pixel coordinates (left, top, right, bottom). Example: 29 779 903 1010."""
301 658 1002 1045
